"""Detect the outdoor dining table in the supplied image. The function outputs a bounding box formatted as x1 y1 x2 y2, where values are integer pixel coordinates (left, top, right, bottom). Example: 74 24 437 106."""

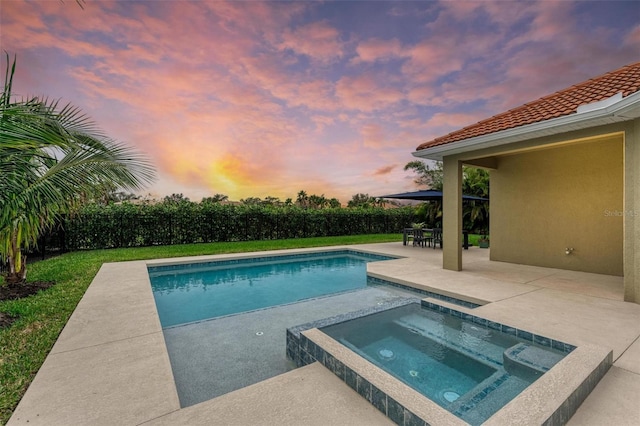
402 228 469 249
402 228 434 246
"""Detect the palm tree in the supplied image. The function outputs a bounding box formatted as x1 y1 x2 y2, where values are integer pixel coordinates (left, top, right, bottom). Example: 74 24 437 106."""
462 167 490 231
347 193 377 208
308 194 328 209
328 198 341 208
1 55 155 284
296 190 308 208
201 193 229 204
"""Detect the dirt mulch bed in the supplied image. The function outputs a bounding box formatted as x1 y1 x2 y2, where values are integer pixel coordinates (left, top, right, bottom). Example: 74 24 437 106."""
0 311 19 328
0 281 56 328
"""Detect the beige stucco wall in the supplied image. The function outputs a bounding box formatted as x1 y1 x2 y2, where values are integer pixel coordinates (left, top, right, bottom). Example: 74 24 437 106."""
624 119 640 302
442 157 463 270
490 137 624 276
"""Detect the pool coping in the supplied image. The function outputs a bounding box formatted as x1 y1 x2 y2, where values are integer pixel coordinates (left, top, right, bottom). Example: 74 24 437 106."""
147 247 397 274
144 246 399 269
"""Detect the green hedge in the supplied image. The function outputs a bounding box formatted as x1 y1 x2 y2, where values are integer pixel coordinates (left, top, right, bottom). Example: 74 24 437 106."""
60 203 415 250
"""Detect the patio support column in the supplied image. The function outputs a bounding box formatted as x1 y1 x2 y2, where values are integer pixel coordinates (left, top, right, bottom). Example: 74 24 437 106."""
624 118 640 303
443 156 462 271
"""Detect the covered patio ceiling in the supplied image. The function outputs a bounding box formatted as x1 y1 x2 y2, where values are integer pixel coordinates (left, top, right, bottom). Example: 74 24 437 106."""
379 189 488 201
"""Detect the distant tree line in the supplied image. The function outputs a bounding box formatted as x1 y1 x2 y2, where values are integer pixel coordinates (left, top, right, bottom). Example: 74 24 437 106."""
139 190 395 210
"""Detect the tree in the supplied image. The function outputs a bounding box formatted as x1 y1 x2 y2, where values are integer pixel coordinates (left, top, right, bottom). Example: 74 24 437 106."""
296 190 308 208
201 193 228 204
404 160 443 190
462 167 490 231
1 55 155 284
415 200 442 228
347 193 379 208
404 160 490 231
261 196 283 207
162 193 190 204
240 197 263 206
327 198 341 208
308 194 328 209
95 182 141 204
463 167 489 198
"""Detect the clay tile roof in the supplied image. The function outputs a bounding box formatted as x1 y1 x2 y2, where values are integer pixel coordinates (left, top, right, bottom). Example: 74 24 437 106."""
416 61 640 151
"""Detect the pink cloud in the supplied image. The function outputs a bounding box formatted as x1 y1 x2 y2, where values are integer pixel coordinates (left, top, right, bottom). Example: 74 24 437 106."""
424 112 488 133
401 40 466 85
437 1 483 21
405 84 439 106
441 0 533 27
626 24 640 46
336 74 404 112
278 21 345 63
353 38 405 63
290 80 339 112
372 165 397 176
517 1 575 44
308 114 337 131
205 1 308 44
243 65 339 112
361 123 387 148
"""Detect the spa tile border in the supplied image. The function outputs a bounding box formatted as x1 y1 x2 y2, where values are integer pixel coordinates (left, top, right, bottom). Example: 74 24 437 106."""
295 331 432 426
368 276 481 309
286 298 420 363
419 300 576 354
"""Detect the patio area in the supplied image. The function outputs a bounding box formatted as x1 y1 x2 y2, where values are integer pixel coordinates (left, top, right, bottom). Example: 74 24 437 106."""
7 243 640 425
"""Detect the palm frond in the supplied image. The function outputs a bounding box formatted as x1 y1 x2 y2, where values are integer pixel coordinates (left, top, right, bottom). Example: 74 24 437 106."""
1 54 156 282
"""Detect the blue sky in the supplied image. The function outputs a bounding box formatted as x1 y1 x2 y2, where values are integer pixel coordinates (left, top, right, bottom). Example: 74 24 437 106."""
1 1 638 202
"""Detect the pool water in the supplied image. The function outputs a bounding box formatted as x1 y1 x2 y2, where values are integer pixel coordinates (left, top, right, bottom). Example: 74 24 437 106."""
148 250 393 328
320 303 569 425
360 333 497 403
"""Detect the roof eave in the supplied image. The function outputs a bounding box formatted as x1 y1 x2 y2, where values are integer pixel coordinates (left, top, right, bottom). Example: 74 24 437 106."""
413 91 640 161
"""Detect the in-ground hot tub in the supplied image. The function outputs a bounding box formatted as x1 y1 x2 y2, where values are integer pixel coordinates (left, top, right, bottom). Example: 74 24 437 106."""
287 299 612 425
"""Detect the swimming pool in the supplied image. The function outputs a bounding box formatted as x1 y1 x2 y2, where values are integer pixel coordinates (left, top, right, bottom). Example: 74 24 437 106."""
148 250 395 328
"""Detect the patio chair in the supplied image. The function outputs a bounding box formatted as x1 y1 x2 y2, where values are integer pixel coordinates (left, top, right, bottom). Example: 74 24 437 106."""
422 229 433 247
432 228 443 249
413 228 431 247
405 228 416 246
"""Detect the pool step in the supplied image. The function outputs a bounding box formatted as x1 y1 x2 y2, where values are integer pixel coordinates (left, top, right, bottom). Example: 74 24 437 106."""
394 314 505 368
449 371 530 425
503 343 565 381
421 296 477 313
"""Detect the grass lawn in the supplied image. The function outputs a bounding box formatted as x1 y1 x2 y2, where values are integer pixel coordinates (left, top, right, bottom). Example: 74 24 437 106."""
467 233 485 247
0 234 402 424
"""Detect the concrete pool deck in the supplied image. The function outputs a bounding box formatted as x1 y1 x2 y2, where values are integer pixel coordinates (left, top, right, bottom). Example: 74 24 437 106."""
7 243 640 425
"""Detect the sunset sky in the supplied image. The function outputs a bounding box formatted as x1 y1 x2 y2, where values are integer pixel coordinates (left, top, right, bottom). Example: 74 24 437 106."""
1 1 638 203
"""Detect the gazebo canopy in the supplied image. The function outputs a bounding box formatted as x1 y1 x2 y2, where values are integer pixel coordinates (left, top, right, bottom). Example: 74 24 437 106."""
379 189 488 201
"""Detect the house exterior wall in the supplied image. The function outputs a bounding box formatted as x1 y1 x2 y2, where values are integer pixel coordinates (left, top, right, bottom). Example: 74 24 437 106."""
490 137 624 276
